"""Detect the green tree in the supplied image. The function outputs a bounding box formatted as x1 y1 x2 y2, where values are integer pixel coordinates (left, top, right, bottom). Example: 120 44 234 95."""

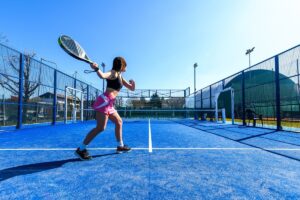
150 93 162 108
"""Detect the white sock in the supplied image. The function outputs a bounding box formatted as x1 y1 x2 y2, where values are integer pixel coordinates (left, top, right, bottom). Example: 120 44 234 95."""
79 143 87 150
118 140 124 147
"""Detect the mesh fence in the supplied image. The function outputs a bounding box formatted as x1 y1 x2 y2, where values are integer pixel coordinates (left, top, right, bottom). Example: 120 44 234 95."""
0 43 103 128
0 42 190 129
1 42 300 131
194 45 300 131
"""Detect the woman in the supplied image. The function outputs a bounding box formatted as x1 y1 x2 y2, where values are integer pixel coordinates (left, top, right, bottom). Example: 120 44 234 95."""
75 57 135 160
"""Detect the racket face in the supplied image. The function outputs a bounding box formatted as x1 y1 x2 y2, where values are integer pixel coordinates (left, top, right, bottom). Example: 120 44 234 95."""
58 35 92 64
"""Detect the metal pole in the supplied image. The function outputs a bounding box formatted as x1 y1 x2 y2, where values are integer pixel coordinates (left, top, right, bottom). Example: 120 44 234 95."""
52 69 57 125
2 94 5 126
274 55 282 130
248 53 251 67
81 92 83 121
17 54 24 129
194 63 198 119
297 59 300 96
242 71 246 125
102 62 105 92
64 86 67 123
74 71 77 122
194 63 198 109
86 85 89 121
231 89 235 125
245 47 255 67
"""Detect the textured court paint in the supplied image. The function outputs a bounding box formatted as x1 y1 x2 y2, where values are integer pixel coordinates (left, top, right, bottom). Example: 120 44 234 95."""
1 119 300 199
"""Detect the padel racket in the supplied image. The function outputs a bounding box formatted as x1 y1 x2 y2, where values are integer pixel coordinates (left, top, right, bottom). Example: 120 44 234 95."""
58 35 97 73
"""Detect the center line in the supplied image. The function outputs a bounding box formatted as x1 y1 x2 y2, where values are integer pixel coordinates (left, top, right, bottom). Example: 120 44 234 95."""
148 119 152 153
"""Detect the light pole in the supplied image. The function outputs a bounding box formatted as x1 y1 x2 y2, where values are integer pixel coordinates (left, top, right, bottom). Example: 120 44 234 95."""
194 63 198 110
245 47 255 67
101 62 106 92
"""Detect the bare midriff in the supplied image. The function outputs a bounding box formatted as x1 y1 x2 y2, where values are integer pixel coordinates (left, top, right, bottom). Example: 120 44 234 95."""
105 87 120 98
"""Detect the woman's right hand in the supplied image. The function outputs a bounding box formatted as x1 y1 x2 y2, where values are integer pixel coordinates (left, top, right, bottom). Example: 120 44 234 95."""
90 62 99 71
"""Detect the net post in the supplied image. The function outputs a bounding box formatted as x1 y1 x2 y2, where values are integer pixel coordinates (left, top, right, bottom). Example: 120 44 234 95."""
17 53 24 129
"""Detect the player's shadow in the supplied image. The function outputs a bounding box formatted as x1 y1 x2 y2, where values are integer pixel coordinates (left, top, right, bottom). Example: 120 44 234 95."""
0 152 117 182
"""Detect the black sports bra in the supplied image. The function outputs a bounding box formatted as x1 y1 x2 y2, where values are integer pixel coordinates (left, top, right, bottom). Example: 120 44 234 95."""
106 75 123 91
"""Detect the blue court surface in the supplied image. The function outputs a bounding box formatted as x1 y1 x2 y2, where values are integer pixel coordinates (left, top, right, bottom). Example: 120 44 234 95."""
1 119 300 199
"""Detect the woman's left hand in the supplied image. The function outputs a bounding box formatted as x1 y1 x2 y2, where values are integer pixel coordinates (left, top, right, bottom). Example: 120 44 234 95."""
129 79 135 91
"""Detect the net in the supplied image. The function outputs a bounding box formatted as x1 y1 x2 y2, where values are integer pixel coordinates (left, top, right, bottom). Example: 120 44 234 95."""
83 108 227 122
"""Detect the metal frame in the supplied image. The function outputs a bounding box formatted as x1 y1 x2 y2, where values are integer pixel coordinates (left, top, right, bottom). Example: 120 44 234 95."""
215 87 234 124
64 86 83 123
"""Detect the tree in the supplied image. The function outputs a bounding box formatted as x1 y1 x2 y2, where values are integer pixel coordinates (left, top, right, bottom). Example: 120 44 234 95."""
0 52 41 120
138 96 147 109
149 93 162 108
0 33 9 44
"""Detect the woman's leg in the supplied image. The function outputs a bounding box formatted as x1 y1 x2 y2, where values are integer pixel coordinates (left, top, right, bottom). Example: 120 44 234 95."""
83 111 109 145
109 112 131 153
75 112 109 160
108 112 123 143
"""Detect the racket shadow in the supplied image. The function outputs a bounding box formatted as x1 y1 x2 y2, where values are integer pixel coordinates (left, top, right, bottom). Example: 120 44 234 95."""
0 152 118 182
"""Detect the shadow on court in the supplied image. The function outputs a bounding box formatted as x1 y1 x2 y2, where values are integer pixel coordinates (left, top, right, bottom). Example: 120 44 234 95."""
177 120 300 162
0 152 117 182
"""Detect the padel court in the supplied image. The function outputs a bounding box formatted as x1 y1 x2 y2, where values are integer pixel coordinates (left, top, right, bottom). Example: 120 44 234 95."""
1 119 300 199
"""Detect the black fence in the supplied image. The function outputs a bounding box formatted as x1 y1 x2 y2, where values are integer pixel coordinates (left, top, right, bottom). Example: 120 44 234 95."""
187 44 300 131
0 42 190 129
0 43 102 129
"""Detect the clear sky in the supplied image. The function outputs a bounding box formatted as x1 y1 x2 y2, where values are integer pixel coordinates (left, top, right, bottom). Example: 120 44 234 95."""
1 0 300 92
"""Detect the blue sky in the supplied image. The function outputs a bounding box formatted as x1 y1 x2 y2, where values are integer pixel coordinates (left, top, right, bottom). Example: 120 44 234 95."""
1 0 300 92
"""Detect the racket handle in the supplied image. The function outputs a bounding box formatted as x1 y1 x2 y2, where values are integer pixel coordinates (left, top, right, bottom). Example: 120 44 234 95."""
84 67 99 73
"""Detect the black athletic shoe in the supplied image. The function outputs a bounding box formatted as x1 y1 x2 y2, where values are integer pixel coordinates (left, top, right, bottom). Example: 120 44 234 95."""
116 145 132 154
75 148 92 160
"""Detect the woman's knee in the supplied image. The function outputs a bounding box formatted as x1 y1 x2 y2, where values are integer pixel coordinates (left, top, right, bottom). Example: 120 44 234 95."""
95 126 105 133
116 118 123 127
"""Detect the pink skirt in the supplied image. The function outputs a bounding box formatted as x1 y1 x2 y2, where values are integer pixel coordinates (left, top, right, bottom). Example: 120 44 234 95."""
92 92 116 115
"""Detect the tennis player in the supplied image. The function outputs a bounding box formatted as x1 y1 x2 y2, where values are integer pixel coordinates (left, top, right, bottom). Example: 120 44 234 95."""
75 57 135 160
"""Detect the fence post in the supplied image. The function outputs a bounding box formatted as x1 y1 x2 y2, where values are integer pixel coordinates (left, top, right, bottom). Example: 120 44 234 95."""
52 69 57 125
297 59 299 95
200 89 203 109
242 71 246 125
275 55 282 130
222 80 224 89
17 54 24 129
209 85 212 108
86 85 89 121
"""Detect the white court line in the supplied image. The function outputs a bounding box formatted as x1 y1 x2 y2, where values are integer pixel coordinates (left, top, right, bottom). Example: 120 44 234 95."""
0 148 300 151
148 119 153 153
0 148 147 151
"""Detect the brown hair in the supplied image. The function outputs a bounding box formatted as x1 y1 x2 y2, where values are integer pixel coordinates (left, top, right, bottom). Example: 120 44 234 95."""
112 56 127 72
